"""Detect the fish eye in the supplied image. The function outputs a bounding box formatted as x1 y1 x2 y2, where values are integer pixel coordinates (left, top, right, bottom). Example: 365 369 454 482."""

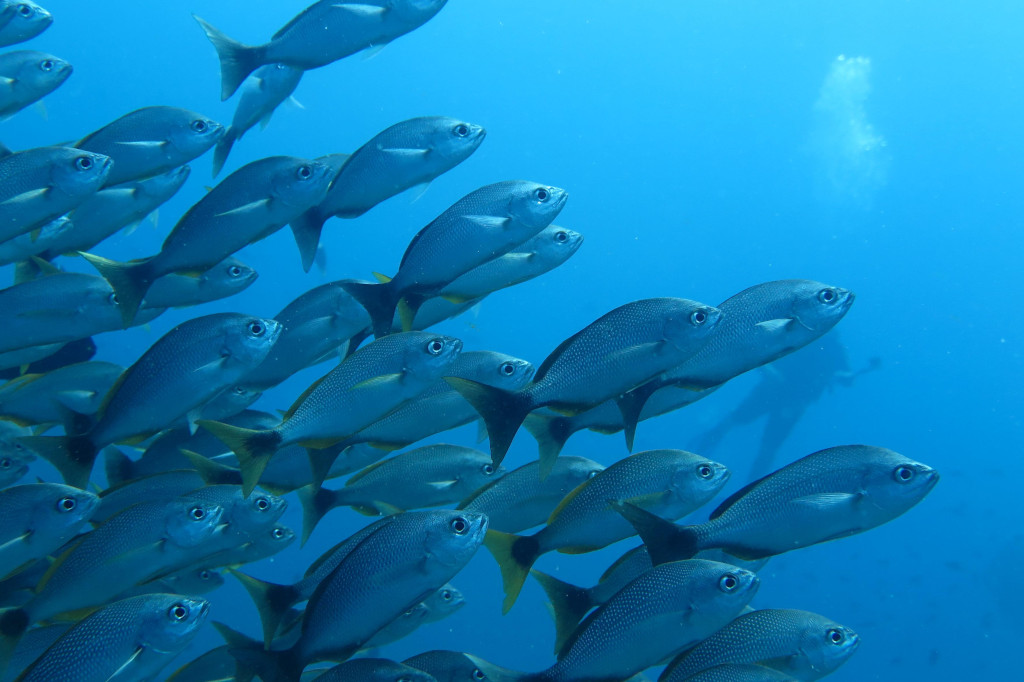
398 678 411 682
296 165 313 180
451 516 469 535
482 463 495 475
248 320 265 336
232 386 246 395
818 288 836 304
191 120 208 133
56 496 77 512
74 156 93 171
534 187 550 202
272 527 286 539
108 292 119 305
827 628 845 644
0 458 9 469
198 570 211 580
894 466 915 483
499 362 516 376
17 4 32 17
189 506 206 521
442 589 453 601
13 443 24 451
554 230 568 243
472 669 486 680
587 470 598 478
697 463 714 479
690 309 708 326
227 264 243 277
719 573 739 592
454 123 470 137
168 603 189 621
426 338 445 355
40 60 54 72
255 497 270 511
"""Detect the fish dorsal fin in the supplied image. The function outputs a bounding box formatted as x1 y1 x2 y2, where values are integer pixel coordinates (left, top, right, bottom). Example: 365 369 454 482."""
95 369 129 422
547 477 593 525
35 538 84 593
283 371 333 420
708 473 772 520
344 457 390 487
533 333 581 383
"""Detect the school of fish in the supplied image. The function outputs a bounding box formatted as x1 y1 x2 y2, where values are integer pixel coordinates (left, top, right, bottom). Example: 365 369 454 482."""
0 3 939 681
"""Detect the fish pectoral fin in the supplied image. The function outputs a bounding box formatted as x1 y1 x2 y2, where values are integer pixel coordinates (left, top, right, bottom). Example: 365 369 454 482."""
103 539 165 567
791 492 861 510
619 490 670 509
192 355 228 374
186 408 202 435
425 480 459 490
407 180 431 203
378 147 431 157
0 532 31 553
331 3 388 19
214 197 272 218
350 373 403 391
54 390 98 413
465 214 512 230
105 645 145 681
0 186 49 207
114 140 169 149
440 293 475 304
754 318 795 333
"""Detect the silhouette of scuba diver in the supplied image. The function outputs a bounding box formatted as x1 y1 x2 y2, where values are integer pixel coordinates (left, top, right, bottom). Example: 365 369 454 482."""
690 332 880 477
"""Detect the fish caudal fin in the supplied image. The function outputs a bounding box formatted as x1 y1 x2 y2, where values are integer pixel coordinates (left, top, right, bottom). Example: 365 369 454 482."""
229 569 300 649
289 209 327 273
339 280 398 338
102 446 135 486
483 529 541 614
211 127 238 178
193 15 263 101
0 607 30 673
445 377 532 468
305 443 346 493
197 420 282 497
523 413 574 479
615 380 659 452
80 251 155 328
182 449 241 486
18 434 97 489
611 500 700 564
297 485 340 546
530 570 594 655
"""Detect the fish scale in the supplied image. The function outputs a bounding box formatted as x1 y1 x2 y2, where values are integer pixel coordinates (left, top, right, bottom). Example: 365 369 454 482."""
681 664 799 682
458 456 604 534
14 594 208 682
660 609 860 682
3 497 222 628
540 561 759 682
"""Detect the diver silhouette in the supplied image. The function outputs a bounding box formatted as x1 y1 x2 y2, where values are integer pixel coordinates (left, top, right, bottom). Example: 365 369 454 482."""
689 332 880 478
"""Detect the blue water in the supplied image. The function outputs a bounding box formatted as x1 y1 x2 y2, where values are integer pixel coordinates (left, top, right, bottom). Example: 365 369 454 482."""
6 0 1021 678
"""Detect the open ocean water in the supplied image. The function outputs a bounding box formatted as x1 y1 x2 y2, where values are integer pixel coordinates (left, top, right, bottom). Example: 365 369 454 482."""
3 1 1021 679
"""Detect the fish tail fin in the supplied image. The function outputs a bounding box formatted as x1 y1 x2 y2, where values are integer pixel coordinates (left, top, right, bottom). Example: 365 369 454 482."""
0 608 30 672
79 252 155 328
197 420 281 497
297 484 340 546
339 280 397 338
611 500 700 564
18 434 96 488
182 449 241 486
289 209 327 273
530 570 594 655
305 444 345 493
228 569 300 649
615 381 659 452
193 15 262 100
483 529 541 613
102 446 135 486
445 377 531 468
396 293 427 332
523 413 574 479
229 645 302 682
211 127 238 177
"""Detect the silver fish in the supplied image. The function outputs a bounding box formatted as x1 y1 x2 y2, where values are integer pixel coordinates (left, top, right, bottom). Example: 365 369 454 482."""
0 50 70 120
0 1 51 48
0 483 97 579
